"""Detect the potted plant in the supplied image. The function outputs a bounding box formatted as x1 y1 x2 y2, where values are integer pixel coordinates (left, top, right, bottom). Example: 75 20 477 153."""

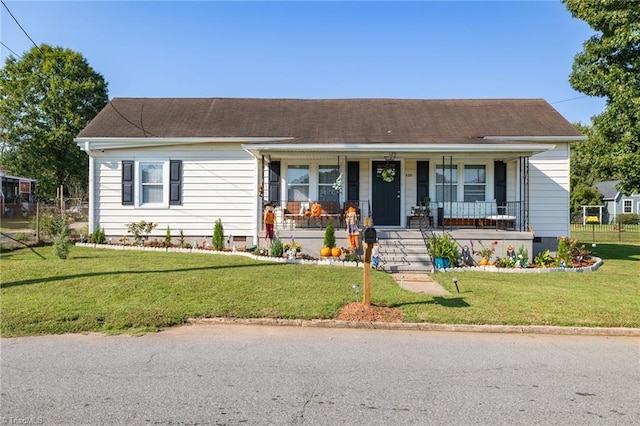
428 234 459 269
423 197 431 215
473 240 497 265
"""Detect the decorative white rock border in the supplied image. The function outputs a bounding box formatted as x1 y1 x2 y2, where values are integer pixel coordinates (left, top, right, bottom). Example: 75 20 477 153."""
74 243 363 268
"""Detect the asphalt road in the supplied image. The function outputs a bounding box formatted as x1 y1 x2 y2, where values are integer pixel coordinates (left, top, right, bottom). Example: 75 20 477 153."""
1 324 639 425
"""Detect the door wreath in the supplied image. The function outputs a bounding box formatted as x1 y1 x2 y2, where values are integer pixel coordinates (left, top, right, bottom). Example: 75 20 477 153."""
381 165 395 183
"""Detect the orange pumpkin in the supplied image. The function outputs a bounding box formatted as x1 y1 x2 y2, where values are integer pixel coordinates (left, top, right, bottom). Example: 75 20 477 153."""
311 202 322 217
320 247 331 257
331 247 342 258
479 258 489 266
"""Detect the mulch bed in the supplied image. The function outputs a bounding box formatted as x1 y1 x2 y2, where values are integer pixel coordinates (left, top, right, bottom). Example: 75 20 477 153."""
336 303 403 323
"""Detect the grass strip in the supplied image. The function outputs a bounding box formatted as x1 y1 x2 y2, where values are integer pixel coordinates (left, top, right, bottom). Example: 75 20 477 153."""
1 242 638 337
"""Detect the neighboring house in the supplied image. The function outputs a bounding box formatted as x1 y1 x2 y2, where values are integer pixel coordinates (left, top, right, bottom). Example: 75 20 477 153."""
1 171 37 218
74 98 584 251
594 180 640 223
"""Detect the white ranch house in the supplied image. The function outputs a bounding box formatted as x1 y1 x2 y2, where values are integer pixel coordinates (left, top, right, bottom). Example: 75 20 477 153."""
75 98 584 262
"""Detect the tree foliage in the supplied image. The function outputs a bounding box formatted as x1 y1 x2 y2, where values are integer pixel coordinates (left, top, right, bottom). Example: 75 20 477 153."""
0 44 108 199
563 0 640 194
570 182 602 214
570 123 613 212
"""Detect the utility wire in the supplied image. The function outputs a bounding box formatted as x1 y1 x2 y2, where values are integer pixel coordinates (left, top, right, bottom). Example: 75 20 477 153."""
0 41 22 59
1 0 39 50
109 100 158 137
550 95 589 104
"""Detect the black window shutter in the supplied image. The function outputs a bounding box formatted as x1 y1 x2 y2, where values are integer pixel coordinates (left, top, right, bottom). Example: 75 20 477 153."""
268 161 281 203
347 161 360 201
122 160 134 205
417 161 429 205
169 160 182 205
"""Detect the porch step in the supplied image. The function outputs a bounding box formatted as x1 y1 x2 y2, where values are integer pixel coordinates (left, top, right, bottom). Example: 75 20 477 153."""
375 229 434 273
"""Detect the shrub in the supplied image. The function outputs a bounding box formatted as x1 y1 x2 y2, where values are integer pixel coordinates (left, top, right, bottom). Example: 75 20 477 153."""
126 220 157 245
91 223 106 244
616 213 639 225
51 218 71 259
212 219 225 250
165 226 172 247
496 256 515 268
323 222 336 249
343 248 360 263
556 237 572 267
178 229 186 248
271 239 284 257
516 244 529 267
534 249 554 268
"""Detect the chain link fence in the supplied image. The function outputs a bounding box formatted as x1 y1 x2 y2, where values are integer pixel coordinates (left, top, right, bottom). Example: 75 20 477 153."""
0 199 88 250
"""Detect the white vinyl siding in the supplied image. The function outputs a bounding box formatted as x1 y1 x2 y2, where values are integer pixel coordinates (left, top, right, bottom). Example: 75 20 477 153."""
528 143 570 237
91 143 256 242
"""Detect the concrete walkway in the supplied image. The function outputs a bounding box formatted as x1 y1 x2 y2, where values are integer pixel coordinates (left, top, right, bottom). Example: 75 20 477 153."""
389 273 452 295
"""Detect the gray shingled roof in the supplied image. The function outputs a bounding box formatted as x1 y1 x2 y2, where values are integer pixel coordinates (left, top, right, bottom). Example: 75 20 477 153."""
77 98 583 143
594 180 620 200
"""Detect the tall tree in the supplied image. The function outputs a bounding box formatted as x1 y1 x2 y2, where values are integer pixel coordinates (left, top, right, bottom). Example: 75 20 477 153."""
563 0 640 195
0 44 108 199
570 123 616 188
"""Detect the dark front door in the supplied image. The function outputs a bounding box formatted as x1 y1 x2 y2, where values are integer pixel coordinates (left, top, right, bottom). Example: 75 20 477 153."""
371 161 401 226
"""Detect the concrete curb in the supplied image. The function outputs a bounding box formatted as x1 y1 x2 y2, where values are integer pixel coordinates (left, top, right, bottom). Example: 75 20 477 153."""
187 317 640 337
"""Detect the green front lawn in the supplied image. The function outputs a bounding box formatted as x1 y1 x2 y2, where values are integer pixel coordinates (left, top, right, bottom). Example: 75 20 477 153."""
1 242 638 337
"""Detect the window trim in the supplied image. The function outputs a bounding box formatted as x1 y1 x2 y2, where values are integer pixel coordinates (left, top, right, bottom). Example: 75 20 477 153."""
435 164 458 202
286 164 310 202
317 164 340 203
622 199 633 214
136 160 169 208
463 165 486 202
434 162 492 202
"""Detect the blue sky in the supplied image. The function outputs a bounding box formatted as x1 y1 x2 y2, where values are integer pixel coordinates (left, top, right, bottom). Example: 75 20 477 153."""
1 0 606 124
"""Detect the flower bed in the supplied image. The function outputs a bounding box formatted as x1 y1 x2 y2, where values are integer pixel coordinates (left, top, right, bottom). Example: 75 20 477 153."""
454 257 602 273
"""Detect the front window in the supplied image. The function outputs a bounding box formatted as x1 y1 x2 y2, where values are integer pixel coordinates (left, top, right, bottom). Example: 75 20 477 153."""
287 165 309 201
464 165 486 202
436 165 458 202
140 163 164 205
623 199 632 213
318 165 340 203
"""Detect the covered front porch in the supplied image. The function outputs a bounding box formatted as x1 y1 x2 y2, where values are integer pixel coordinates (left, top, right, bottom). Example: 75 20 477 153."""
248 143 540 241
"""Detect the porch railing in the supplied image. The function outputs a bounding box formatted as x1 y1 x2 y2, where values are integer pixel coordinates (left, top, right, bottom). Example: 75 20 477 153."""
274 200 371 230
426 200 522 231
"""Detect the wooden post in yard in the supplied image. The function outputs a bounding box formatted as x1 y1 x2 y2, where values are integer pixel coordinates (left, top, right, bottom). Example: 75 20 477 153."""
363 242 372 306
362 217 375 306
